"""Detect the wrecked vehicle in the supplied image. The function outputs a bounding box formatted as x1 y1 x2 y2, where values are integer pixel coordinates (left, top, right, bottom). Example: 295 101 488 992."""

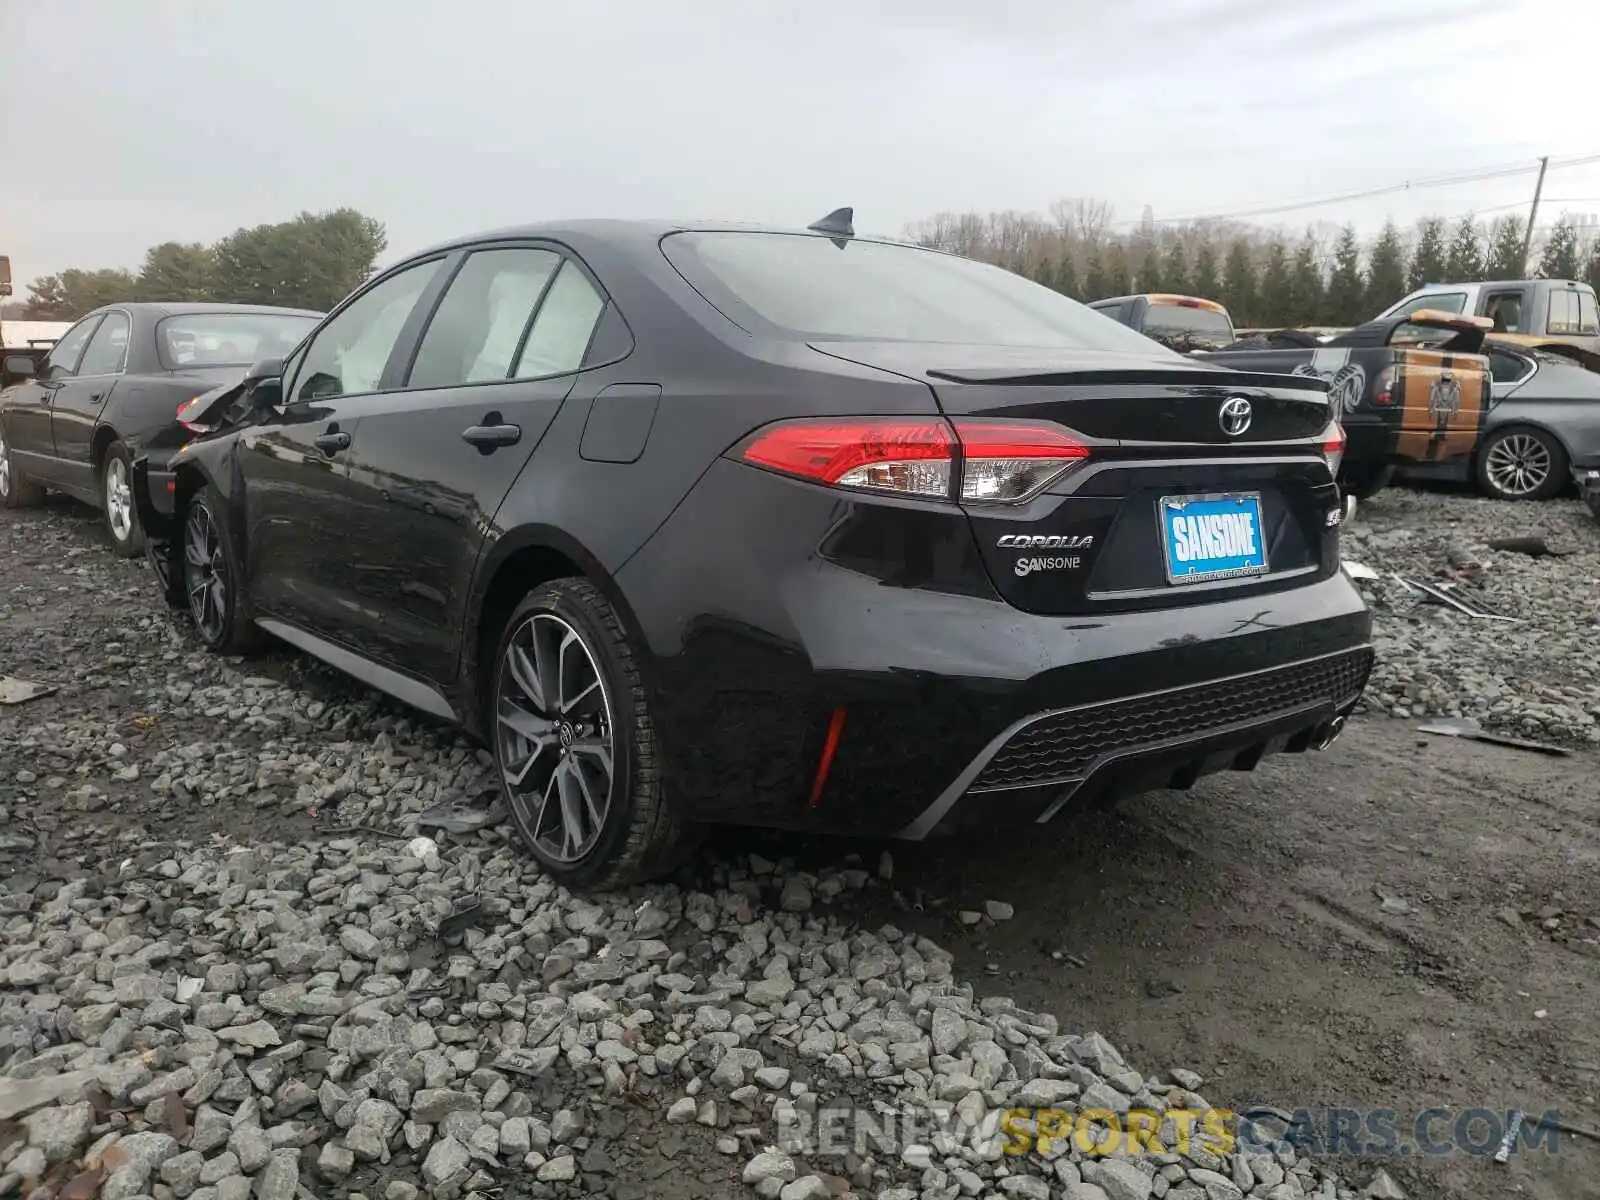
1375 278 1600 352
132 212 1372 889
1197 310 1492 499
1087 293 1238 351
0 302 321 553
1398 338 1600 500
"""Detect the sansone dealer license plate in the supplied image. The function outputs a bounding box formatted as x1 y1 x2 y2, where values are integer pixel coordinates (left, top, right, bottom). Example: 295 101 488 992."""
1158 492 1269 584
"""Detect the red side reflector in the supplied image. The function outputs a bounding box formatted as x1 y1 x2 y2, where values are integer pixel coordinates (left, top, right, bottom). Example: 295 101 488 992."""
167 480 176 493
809 706 849 807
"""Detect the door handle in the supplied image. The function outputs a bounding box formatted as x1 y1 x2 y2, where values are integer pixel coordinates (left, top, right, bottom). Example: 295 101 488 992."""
314 431 351 454
461 423 521 450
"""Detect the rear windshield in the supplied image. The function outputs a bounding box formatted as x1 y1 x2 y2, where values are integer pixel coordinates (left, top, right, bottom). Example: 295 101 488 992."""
1142 303 1234 344
156 312 320 370
661 231 1172 353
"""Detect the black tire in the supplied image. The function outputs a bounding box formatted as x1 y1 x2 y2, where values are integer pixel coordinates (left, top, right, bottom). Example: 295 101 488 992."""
0 423 45 509
1341 463 1395 500
490 578 690 889
180 487 264 655
1476 426 1569 502
99 440 145 557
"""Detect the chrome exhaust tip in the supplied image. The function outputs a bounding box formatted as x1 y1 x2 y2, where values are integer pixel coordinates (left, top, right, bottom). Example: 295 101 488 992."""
1343 494 1358 523
1312 715 1347 751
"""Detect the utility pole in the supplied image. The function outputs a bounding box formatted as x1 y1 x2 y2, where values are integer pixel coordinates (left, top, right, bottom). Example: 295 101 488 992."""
1520 155 1549 275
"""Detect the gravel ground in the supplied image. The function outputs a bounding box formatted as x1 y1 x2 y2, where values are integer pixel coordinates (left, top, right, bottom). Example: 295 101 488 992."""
2 490 1597 1200
1344 487 1600 744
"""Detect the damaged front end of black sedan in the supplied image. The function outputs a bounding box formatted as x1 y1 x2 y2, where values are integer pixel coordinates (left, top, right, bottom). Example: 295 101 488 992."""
133 365 276 610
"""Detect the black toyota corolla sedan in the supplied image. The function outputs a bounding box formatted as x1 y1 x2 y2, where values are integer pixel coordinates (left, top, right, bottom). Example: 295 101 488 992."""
132 211 1374 887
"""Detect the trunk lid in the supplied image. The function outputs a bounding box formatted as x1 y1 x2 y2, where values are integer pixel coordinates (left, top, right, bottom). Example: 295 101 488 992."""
808 341 1331 444
809 341 1342 616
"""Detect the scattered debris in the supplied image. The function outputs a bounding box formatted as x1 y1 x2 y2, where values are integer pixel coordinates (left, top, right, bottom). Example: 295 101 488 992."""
0 675 56 705
1342 559 1378 580
416 797 507 834
1487 535 1573 558
434 896 483 939
1393 574 1519 621
1418 717 1571 756
1494 1110 1525 1163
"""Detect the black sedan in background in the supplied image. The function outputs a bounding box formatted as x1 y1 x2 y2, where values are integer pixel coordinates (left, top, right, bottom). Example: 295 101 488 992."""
133 213 1374 889
0 302 320 553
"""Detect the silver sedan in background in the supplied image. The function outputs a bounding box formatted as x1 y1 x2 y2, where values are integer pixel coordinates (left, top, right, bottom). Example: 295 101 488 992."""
1399 340 1600 501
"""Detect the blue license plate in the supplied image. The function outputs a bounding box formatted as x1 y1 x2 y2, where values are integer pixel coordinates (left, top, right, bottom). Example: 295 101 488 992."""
1159 492 1269 584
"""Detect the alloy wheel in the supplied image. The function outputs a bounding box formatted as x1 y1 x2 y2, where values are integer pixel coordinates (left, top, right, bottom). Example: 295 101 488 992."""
496 612 615 864
184 502 228 641
0 429 10 500
1484 433 1551 498
105 457 133 541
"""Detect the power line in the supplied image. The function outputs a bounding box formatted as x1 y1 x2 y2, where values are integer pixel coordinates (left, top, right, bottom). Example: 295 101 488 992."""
1117 152 1600 228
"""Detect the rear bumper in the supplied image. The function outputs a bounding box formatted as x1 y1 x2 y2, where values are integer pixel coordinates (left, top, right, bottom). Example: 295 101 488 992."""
898 645 1369 838
1578 467 1600 520
616 459 1375 837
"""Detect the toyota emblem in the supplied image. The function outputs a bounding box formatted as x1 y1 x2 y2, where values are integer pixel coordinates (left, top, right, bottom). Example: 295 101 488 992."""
1219 396 1253 437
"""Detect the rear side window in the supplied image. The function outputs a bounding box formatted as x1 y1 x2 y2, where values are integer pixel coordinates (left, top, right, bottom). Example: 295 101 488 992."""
662 231 1170 353
77 311 130 376
1546 290 1581 335
1548 294 1600 340
408 248 562 388
1570 289 1599 336
513 262 605 378
1486 350 1533 384
1142 302 1233 345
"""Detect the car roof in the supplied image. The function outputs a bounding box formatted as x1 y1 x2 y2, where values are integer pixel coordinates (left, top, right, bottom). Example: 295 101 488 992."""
101 301 325 319
402 218 929 261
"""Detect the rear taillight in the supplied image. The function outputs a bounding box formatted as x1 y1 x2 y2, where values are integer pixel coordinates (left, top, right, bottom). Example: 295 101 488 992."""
738 417 1090 505
178 395 207 431
952 419 1090 503
1372 366 1396 406
1322 424 1345 478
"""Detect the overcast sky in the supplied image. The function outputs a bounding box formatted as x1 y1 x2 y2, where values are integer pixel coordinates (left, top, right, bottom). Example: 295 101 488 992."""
5 0 1599 290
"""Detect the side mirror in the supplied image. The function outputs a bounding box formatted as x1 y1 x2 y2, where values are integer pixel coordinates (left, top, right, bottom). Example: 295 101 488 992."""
247 376 284 410
243 356 284 385
3 355 36 378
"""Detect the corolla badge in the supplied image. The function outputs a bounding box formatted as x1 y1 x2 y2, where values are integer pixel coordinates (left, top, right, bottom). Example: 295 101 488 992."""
1219 396 1253 436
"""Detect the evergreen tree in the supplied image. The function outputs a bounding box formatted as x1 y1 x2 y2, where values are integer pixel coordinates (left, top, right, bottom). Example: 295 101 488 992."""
1221 239 1256 325
1193 240 1221 300
1408 217 1449 290
1259 239 1293 325
1365 220 1407 315
1139 247 1164 293
1325 225 1366 324
1105 244 1133 297
1537 217 1581 280
1445 216 1485 280
1162 242 1191 295
1056 256 1081 300
1288 235 1324 326
1485 215 1527 279
1084 249 1109 301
